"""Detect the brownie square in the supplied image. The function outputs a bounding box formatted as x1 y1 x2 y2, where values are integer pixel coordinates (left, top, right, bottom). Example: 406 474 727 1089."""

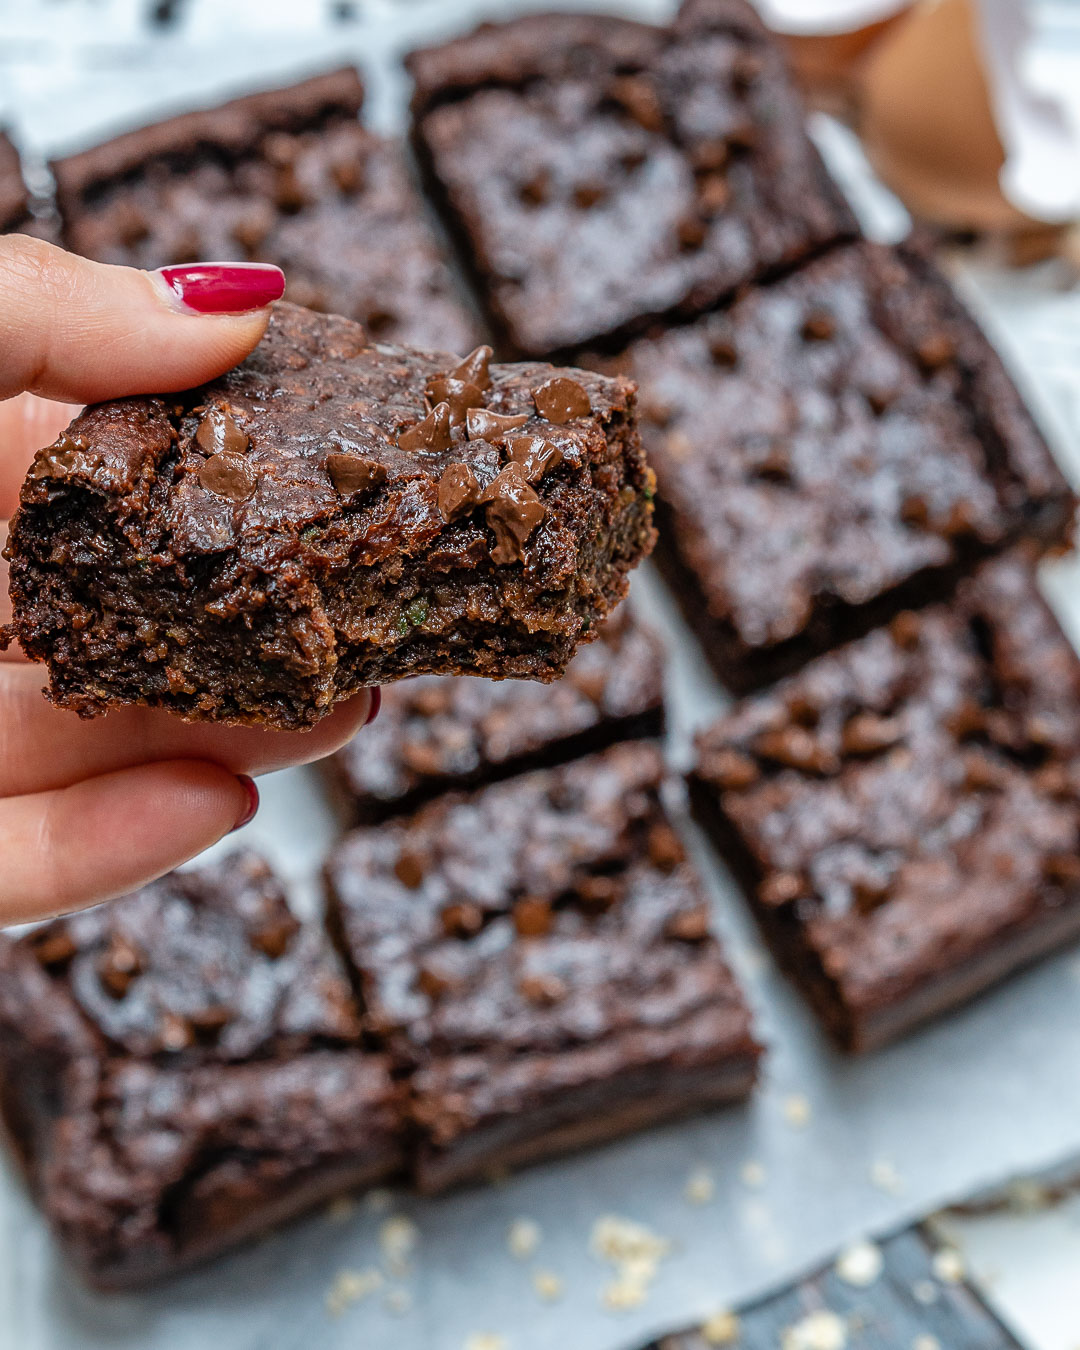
52 67 478 353
326 741 760 1192
4 304 655 728
0 129 30 232
630 239 1074 693
0 852 403 1289
689 551 1080 1051
327 604 666 823
407 0 855 357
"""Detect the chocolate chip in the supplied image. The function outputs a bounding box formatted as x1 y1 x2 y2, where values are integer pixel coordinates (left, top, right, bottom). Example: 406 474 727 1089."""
249 914 300 959
195 405 250 457
866 387 898 416
607 74 665 132
900 494 929 526
1043 854 1080 885
708 332 738 367
691 139 730 173
518 172 550 207
160 1012 193 1052
466 407 530 441
331 156 365 195
841 713 903 756
754 727 837 775
189 1005 232 1040
754 447 791 483
437 463 483 522
962 750 1003 791
786 695 819 727
573 182 609 209
801 312 835 341
916 333 955 370
939 501 977 538
1034 762 1073 798
533 377 591 423
418 966 453 1000
758 872 806 906
273 164 307 213
425 376 485 427
701 747 760 791
577 875 619 911
697 172 730 216
946 698 987 740
677 217 707 251
32 929 77 970
647 822 686 871
394 848 426 889
441 901 485 938
726 123 758 152
398 402 453 454
97 934 144 999
513 897 554 938
450 345 493 392
889 610 922 650
326 452 387 497
664 905 710 942
479 462 546 565
852 876 890 914
519 973 568 1006
198 452 256 502
231 202 275 255
508 434 563 482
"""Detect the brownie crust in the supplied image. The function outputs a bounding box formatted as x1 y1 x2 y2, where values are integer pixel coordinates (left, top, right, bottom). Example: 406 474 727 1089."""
631 239 1075 693
408 2 855 357
689 552 1080 1050
4 303 655 728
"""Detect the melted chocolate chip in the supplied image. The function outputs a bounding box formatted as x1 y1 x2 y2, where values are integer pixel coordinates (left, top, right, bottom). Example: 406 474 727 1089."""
916 332 956 370
450 345 493 392
513 897 554 938
437 463 483 522
664 906 710 942
841 713 903 756
801 312 835 341
425 376 484 427
478 462 547 565
195 404 250 457
466 408 530 441
97 934 144 1000
758 872 807 906
31 432 91 480
441 901 485 938
249 913 301 959
533 377 591 423
198 453 256 502
398 402 453 454
573 182 609 210
394 848 426 889
647 822 686 871
701 747 760 791
519 972 568 1006
508 434 563 482
326 452 387 497
32 929 77 970
607 74 665 133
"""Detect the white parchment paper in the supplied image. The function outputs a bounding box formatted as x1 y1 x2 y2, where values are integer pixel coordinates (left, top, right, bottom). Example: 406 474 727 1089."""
1 4 1080 1348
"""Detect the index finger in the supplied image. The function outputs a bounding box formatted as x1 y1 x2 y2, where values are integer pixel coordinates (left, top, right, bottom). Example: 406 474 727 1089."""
0 393 79 517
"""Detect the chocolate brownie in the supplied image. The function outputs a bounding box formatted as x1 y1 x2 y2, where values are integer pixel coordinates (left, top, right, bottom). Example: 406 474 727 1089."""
689 551 1080 1051
407 0 856 357
326 605 666 823
629 239 1074 693
0 852 402 1289
3 303 654 728
52 67 478 353
326 741 760 1192
0 129 30 232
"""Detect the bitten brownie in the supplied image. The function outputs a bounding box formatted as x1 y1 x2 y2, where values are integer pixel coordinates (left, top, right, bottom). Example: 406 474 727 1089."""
630 240 1074 693
3 303 655 728
407 0 855 357
0 129 30 232
326 741 760 1193
326 604 666 823
52 67 478 353
0 853 403 1289
689 552 1080 1052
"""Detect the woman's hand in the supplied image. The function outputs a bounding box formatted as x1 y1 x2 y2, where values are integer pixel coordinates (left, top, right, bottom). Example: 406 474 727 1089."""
0 236 376 925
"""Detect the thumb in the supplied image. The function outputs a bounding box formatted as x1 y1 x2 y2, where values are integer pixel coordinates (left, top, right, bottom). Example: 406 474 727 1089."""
0 235 284 404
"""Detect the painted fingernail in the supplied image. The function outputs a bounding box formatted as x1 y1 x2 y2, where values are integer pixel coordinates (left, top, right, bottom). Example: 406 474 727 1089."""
365 687 382 726
232 775 260 831
154 262 285 315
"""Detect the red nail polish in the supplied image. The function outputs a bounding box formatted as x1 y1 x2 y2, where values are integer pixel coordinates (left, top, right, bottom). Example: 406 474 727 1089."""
232 775 260 831
157 262 285 315
365 687 382 726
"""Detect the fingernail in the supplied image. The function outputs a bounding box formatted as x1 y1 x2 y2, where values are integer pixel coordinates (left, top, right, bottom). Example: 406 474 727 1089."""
232 775 260 831
154 262 285 315
364 687 382 726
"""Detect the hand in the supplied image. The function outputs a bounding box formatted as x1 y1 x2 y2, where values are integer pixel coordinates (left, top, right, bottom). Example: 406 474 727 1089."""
0 236 376 924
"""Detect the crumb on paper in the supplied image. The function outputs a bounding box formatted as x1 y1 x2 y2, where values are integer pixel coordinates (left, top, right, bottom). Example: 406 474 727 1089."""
464 1336 508 1350
782 1093 812 1128
602 1275 648 1311
781 1309 847 1350
869 1158 904 1195
932 1247 965 1284
326 1195 356 1225
1006 1179 1052 1212
507 1217 542 1259
385 1286 413 1316
701 1309 740 1344
913 1337 941 1350
325 1267 383 1317
684 1166 715 1205
835 1239 884 1288
911 1279 938 1305
364 1187 394 1213
590 1214 671 1313
740 1160 767 1189
532 1269 563 1302
380 1215 419 1275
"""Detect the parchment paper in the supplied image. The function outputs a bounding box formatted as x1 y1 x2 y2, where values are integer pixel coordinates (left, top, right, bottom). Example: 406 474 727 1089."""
2 4 1080 1348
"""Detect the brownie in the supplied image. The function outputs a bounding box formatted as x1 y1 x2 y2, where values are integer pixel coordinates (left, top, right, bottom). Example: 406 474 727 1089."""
326 741 760 1192
3 303 654 728
52 67 478 353
326 604 666 823
629 239 1075 693
0 852 403 1289
689 551 1080 1051
407 0 856 358
0 128 30 232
